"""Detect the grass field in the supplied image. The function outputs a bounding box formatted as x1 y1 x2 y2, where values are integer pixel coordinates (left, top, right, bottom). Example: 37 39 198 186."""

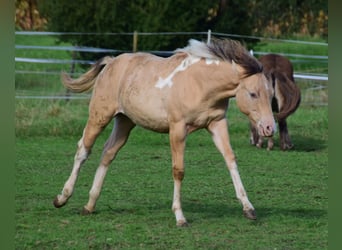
15 34 328 249
15 98 328 249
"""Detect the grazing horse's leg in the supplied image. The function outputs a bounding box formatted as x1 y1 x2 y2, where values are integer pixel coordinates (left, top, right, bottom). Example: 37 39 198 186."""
256 136 264 148
53 120 108 208
169 122 188 226
278 119 293 150
266 137 274 150
250 122 274 150
249 123 262 147
82 115 136 214
207 119 256 220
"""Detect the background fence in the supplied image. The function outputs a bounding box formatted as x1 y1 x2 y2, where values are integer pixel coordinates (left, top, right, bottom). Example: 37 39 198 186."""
15 31 328 105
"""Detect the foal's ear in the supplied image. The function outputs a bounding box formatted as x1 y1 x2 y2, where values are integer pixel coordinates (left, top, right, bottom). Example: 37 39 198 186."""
232 60 237 71
232 60 239 76
232 60 242 78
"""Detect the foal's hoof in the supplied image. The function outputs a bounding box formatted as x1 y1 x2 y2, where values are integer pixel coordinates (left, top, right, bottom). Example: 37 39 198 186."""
81 207 93 215
53 196 66 208
176 220 189 227
243 209 257 220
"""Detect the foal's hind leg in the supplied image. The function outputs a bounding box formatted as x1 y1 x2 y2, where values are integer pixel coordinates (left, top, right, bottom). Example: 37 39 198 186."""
53 120 109 208
82 115 136 214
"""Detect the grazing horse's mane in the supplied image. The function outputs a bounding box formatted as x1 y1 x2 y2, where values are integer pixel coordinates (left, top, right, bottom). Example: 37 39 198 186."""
176 38 263 78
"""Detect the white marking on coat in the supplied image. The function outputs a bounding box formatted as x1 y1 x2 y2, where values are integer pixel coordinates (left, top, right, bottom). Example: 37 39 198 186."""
205 58 220 65
155 55 200 88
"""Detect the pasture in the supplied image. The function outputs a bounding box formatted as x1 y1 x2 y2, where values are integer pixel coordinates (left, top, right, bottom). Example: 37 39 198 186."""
15 34 328 249
15 98 327 249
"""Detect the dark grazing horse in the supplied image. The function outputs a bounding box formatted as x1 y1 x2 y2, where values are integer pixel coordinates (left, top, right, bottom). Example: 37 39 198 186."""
250 53 301 150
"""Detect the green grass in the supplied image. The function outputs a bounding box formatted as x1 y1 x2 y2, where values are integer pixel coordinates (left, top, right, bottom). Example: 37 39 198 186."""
15 99 90 137
15 99 328 249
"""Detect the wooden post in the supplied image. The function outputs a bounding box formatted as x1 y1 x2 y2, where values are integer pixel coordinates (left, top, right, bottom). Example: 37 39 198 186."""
133 31 138 52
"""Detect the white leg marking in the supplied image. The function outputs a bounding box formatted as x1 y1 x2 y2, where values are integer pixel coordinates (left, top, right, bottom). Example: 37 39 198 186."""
172 180 187 225
209 120 254 213
155 55 200 88
84 164 109 212
229 163 254 211
56 136 88 205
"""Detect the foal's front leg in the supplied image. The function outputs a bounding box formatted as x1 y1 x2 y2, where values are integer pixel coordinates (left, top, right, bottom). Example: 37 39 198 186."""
169 122 188 227
208 119 256 220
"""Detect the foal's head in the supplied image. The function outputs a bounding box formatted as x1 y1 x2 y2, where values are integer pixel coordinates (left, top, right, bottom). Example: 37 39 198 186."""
236 72 275 137
206 38 276 137
232 53 276 137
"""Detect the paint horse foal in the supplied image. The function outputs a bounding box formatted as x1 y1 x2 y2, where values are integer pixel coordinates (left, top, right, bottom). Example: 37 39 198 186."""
250 54 301 150
53 38 275 226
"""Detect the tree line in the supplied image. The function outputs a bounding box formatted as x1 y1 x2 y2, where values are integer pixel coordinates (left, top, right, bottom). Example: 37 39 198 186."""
15 0 327 61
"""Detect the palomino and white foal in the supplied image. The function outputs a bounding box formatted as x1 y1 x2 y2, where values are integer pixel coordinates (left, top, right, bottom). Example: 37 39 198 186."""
53 38 275 226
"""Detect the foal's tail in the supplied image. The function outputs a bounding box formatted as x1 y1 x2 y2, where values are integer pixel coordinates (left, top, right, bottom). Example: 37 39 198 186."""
61 56 113 93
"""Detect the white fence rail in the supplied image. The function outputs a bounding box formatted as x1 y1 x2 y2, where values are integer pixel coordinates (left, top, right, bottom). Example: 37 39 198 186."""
15 31 328 104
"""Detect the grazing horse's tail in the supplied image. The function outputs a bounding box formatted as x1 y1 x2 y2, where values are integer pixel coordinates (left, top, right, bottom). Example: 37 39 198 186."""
272 71 301 121
61 56 113 93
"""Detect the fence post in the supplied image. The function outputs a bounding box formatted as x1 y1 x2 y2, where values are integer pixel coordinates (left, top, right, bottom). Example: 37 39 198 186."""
133 31 138 52
207 29 211 44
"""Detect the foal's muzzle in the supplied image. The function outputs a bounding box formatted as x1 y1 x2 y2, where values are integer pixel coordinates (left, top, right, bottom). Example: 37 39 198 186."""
257 119 276 137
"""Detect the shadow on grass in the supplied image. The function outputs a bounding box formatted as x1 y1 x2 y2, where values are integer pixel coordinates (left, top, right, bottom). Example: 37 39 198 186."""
267 133 327 152
95 200 326 223
181 202 327 225
256 206 327 219
291 133 327 152
183 201 325 218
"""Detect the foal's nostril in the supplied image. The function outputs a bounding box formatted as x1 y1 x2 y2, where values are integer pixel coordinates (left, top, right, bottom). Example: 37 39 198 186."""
266 125 274 135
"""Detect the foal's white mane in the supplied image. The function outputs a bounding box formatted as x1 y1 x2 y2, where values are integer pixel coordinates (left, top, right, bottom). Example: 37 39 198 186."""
155 40 224 89
175 39 219 60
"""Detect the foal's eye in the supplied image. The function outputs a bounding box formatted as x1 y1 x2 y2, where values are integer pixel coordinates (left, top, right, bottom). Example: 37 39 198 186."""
250 92 258 98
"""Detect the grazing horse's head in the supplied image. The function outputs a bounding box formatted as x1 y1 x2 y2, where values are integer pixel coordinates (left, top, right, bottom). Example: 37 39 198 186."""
236 72 275 138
